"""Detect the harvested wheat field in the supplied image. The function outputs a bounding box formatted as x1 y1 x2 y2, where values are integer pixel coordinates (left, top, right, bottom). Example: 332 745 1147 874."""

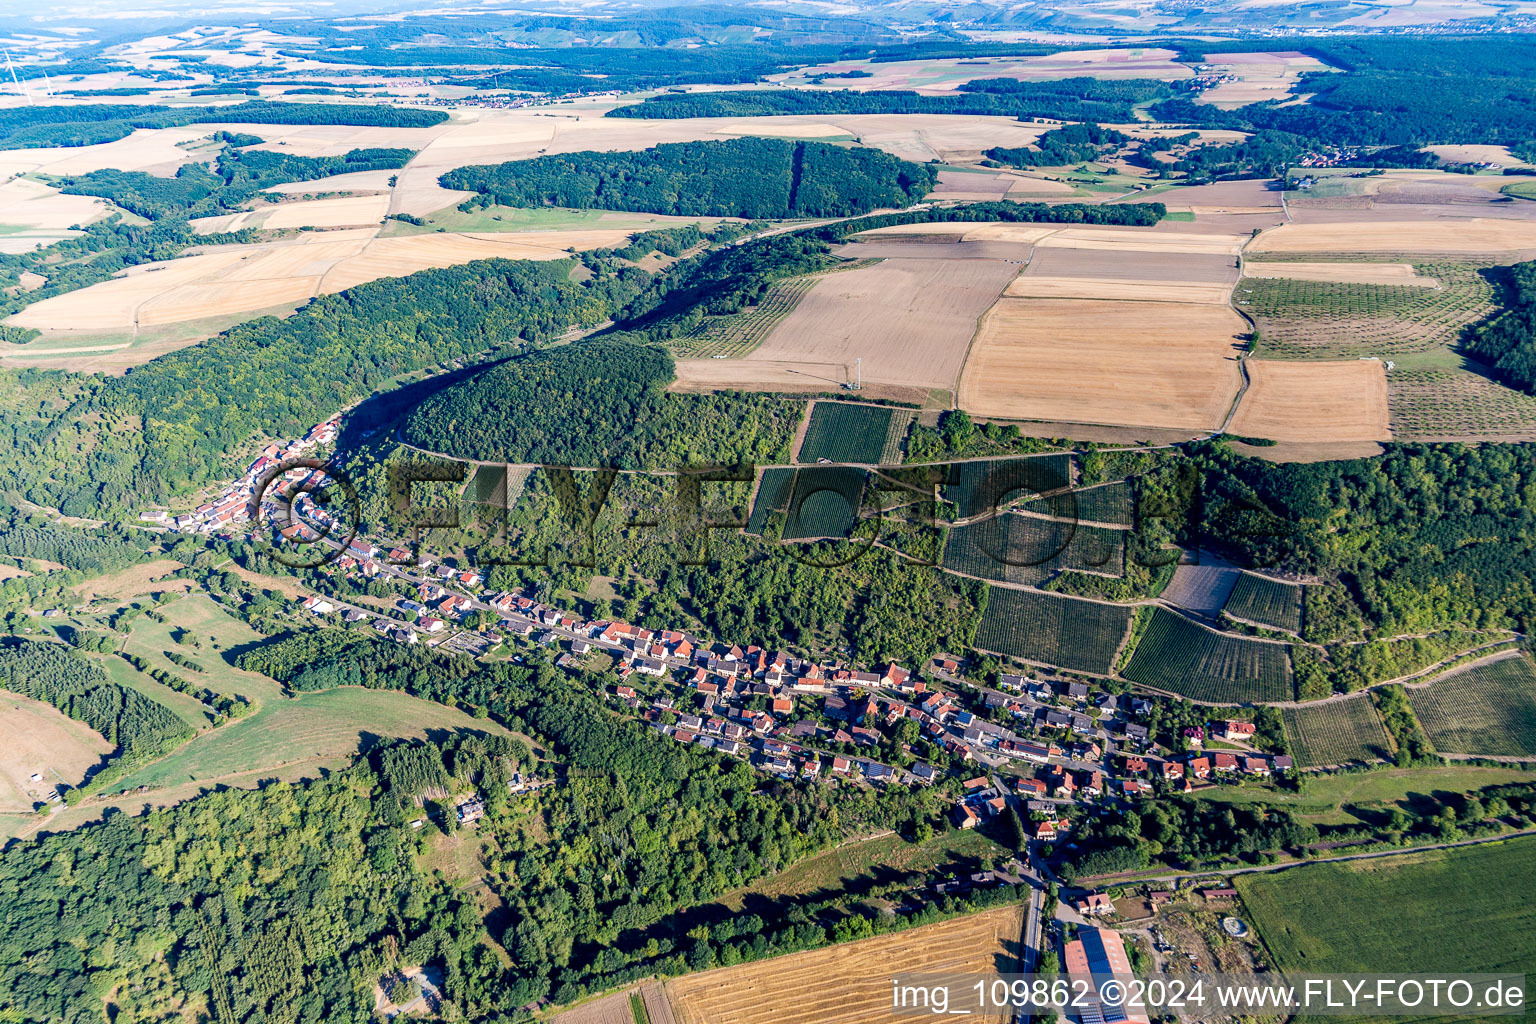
1228 359 1391 443
1005 277 1232 303
321 230 633 291
6 228 631 339
1031 227 1248 255
957 298 1246 430
676 256 1019 395
0 177 113 231
1242 261 1439 286
665 905 1024 1024
1250 219 1536 254
193 193 392 233
0 127 208 178
0 690 114 813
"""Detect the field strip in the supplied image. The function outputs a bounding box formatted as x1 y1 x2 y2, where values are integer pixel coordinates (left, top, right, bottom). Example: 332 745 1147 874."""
1250 218 1536 254
1243 261 1439 286
664 905 1024 1024
1005 277 1233 303
1227 359 1392 443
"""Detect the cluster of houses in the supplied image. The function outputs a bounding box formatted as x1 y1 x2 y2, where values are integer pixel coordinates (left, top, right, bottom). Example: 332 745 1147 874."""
142 416 340 533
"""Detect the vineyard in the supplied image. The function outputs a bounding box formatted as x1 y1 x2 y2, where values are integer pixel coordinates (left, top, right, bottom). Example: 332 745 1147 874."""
746 469 794 535
944 455 1074 520
1387 369 1536 441
1224 573 1304 633
671 277 818 359
797 402 911 465
671 260 879 359
1282 696 1394 767
971 587 1134 675
1022 479 1134 526
1236 260 1495 360
746 466 872 541
1408 654 1536 756
1121 608 1293 702
942 514 1125 585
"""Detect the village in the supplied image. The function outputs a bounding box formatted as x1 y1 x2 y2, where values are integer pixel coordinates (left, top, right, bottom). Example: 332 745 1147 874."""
140 416 1298 852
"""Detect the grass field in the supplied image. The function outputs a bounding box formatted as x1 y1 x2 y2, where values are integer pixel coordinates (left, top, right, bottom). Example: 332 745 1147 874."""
1237 838 1536 1019
1237 261 1495 360
1409 654 1536 757
972 586 1134 675
0 689 113 813
1282 695 1394 767
1224 572 1304 633
718 829 1003 912
1193 765 1536 825
796 402 904 464
1121 608 1293 702
664 904 1024 1024
103 685 505 793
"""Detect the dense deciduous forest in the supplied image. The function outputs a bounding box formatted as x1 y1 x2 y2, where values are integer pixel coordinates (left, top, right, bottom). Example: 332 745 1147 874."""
1467 261 1536 393
403 339 800 468
606 78 1173 122
0 101 447 149
443 137 936 218
1196 441 1536 636
986 124 1132 167
1 258 645 516
58 145 414 219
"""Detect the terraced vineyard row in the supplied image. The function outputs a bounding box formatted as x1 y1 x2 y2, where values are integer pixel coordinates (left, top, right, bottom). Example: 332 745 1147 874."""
1224 572 1304 633
746 466 871 541
672 277 819 359
798 402 908 464
1021 479 1133 526
942 514 1125 586
1236 261 1494 360
1282 695 1393 767
972 586 1134 676
1409 654 1536 757
1121 608 1293 702
944 455 1074 520
1387 369 1536 440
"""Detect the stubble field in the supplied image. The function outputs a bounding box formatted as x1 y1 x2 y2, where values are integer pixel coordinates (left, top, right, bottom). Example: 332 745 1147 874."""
1228 359 1392 443
663 905 1024 1024
0 690 114 814
957 297 1246 430
673 256 1019 397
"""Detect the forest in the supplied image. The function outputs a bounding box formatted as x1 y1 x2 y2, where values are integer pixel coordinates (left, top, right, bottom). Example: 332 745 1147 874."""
1466 261 1536 394
986 124 1132 168
1195 440 1536 637
605 77 1173 123
402 338 801 468
0 100 447 149
57 145 414 219
0 637 190 770
443 137 936 219
0 258 647 517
